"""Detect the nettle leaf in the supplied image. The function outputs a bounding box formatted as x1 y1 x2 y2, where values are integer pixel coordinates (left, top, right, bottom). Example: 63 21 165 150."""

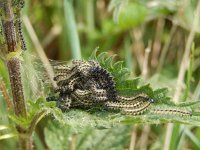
8 97 64 129
44 121 73 150
44 120 131 150
12 51 200 130
117 3 147 30
87 51 200 127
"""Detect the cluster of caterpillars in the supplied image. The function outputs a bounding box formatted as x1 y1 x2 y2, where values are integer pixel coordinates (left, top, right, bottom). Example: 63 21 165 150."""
48 60 155 115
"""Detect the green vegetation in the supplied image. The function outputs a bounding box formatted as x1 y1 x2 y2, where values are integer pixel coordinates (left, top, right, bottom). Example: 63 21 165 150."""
0 0 200 150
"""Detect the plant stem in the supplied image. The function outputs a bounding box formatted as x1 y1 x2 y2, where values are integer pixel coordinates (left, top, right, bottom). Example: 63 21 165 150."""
86 0 95 31
156 22 177 73
1 1 32 149
2 0 27 117
23 15 57 89
142 41 151 80
131 28 144 72
28 110 47 136
129 126 137 150
0 79 13 110
63 0 82 59
69 134 77 150
139 125 150 150
151 18 165 69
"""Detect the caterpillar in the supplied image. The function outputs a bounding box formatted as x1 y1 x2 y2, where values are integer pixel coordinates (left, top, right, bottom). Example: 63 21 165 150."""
121 100 152 115
90 65 117 101
16 18 27 51
105 94 154 115
151 108 192 117
53 65 71 74
57 95 71 110
117 93 154 102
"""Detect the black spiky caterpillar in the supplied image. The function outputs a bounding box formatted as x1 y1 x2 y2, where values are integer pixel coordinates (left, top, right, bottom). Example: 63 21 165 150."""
48 59 155 115
89 65 117 101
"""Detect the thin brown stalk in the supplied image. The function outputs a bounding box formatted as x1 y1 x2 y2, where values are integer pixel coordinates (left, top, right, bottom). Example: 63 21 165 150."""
0 79 13 110
131 28 145 71
42 24 61 48
129 126 137 150
163 123 174 150
151 18 165 69
142 41 152 80
22 15 57 88
69 134 77 150
28 110 47 136
157 23 177 73
139 125 150 150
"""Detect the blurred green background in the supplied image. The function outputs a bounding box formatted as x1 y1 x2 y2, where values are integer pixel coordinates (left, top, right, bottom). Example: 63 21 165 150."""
0 0 200 149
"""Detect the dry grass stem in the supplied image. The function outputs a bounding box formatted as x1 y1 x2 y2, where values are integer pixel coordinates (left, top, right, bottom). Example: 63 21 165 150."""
157 23 177 73
23 15 57 88
139 125 150 150
129 126 137 150
151 18 165 68
42 24 61 48
131 28 145 71
142 41 151 80
0 79 13 110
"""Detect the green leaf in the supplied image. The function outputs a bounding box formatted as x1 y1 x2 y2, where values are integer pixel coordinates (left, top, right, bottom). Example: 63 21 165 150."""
44 120 131 150
8 97 58 129
185 128 200 149
118 3 147 30
44 121 73 150
46 105 200 131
